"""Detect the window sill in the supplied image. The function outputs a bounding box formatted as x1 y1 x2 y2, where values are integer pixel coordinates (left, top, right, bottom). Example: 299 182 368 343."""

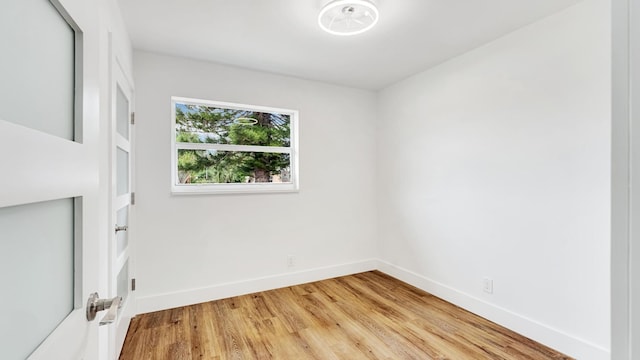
171 183 299 195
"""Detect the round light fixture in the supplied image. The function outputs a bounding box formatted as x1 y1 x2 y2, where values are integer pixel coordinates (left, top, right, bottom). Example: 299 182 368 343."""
318 0 379 36
234 117 258 125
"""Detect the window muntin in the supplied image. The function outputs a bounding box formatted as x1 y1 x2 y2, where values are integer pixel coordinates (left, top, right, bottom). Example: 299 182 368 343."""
172 97 298 194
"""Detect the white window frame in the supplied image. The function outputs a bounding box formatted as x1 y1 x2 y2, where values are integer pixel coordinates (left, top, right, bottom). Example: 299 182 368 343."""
171 96 299 195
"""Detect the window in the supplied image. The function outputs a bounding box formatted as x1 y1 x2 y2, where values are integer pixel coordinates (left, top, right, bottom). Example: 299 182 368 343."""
171 97 299 194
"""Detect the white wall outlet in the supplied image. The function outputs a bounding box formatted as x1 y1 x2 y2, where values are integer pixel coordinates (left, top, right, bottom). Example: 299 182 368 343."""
483 277 493 294
287 255 296 268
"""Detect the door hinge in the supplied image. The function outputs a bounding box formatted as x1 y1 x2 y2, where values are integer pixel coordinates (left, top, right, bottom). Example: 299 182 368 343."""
131 192 136 205
131 112 135 125
131 278 136 291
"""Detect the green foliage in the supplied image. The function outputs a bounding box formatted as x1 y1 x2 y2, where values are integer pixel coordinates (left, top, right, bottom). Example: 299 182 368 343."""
175 104 291 184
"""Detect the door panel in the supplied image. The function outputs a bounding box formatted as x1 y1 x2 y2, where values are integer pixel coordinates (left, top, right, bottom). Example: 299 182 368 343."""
0 0 75 140
0 199 75 359
117 261 130 304
116 207 129 256
0 0 102 358
116 147 130 196
116 86 130 140
111 60 135 358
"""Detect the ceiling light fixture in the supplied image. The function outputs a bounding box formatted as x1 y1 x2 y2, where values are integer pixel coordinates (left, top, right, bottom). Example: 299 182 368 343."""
318 0 379 36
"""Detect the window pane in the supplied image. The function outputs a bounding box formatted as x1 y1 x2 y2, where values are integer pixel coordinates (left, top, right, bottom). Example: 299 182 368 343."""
0 0 75 140
117 261 129 303
116 85 129 140
116 207 128 256
117 147 129 196
0 198 74 359
177 150 291 184
175 103 290 147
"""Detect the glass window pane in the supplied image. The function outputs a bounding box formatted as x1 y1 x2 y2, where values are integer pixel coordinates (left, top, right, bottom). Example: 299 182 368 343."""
175 103 290 147
0 198 74 359
0 0 75 140
177 150 291 184
117 147 129 196
116 85 130 140
116 207 128 256
117 261 129 303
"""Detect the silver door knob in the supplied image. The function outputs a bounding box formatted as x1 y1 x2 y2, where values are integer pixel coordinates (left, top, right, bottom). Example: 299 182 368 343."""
86 292 122 325
115 225 128 233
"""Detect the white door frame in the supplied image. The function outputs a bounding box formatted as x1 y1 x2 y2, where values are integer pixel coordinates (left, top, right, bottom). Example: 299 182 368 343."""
612 0 639 358
109 51 136 358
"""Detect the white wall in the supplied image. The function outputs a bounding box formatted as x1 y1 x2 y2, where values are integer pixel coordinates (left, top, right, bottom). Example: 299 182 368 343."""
376 0 610 359
133 51 378 312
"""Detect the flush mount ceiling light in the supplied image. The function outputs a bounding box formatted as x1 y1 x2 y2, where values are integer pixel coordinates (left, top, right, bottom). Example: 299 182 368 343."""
318 0 379 36
234 117 258 125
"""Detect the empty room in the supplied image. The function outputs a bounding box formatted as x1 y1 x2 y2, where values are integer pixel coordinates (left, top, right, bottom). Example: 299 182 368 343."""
1 0 637 359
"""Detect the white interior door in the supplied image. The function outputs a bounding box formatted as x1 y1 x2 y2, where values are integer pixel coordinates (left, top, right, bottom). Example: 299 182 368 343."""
110 59 135 358
0 0 104 359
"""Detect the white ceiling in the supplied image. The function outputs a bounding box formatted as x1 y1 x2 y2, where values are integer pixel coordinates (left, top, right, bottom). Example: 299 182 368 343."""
118 0 583 90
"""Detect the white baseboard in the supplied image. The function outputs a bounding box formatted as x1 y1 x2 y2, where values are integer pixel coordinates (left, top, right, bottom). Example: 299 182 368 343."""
136 259 378 315
135 258 608 360
375 260 610 360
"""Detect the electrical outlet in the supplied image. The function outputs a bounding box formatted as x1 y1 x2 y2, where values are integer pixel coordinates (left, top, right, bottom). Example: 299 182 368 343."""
287 255 296 268
483 278 493 294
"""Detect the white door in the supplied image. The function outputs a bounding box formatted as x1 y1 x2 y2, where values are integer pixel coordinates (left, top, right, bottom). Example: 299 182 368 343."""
110 59 135 358
0 0 105 359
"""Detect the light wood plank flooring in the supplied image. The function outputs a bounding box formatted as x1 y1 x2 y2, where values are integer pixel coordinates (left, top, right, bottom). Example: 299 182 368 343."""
119 271 572 360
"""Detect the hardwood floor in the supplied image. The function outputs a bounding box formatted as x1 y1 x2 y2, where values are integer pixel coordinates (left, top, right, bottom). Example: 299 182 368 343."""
119 271 572 360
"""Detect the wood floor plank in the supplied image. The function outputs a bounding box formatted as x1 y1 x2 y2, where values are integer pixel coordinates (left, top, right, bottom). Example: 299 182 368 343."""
316 279 429 359
119 271 573 360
